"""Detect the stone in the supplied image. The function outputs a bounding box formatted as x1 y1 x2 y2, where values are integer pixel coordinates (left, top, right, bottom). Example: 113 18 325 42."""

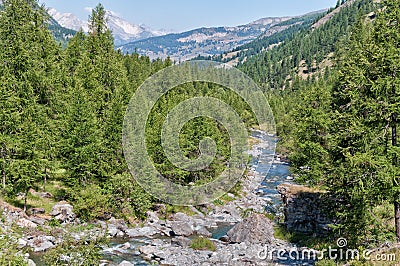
170 221 193 236
107 224 120 237
39 192 53 199
28 216 47 225
118 261 134 266
29 236 55 252
171 236 191 247
227 213 274 244
277 183 333 236
16 218 37 228
27 259 36 266
125 226 159 238
27 208 45 215
120 242 131 250
50 202 76 224
108 217 128 231
146 211 159 224
195 226 212 237
18 238 28 248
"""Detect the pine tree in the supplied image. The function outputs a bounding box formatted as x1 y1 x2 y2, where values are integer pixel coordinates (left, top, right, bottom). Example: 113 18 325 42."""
0 0 60 210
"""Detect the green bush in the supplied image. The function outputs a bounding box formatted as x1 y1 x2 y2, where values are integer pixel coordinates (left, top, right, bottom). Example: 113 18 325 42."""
105 173 153 219
0 235 28 266
190 236 216 251
71 184 111 221
315 259 338 266
43 235 106 266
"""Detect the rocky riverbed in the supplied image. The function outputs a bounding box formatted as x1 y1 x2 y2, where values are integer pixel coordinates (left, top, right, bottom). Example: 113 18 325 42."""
0 130 315 266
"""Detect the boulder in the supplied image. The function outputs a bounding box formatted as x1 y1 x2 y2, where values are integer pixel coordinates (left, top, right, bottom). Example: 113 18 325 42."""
50 202 76 224
27 208 45 216
28 236 55 252
118 261 134 266
39 192 53 199
170 221 193 236
227 213 274 244
195 226 212 237
125 226 159 238
16 218 37 228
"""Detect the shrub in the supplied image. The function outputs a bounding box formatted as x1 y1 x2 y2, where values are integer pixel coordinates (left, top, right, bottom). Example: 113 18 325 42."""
190 236 216 251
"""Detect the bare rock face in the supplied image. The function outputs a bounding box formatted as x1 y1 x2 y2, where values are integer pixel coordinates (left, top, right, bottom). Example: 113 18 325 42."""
227 213 274 244
50 202 76 224
277 183 334 236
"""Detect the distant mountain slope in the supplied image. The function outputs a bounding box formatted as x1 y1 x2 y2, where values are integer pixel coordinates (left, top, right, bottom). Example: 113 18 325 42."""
117 17 297 61
238 0 375 89
208 10 326 66
48 8 171 46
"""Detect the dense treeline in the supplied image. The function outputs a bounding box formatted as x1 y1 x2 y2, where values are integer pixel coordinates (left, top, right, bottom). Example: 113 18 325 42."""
239 0 374 90
0 0 256 221
0 0 171 220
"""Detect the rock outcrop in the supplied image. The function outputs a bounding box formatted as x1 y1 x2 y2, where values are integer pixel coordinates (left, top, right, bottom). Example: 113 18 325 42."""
50 202 76 224
227 213 274 244
277 183 334 236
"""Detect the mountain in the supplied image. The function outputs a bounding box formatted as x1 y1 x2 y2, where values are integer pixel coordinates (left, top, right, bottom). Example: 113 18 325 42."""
117 11 330 62
48 8 171 46
237 0 375 89
210 10 326 66
117 16 296 61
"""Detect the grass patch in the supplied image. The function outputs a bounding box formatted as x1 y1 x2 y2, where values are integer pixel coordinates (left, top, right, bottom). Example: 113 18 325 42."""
165 205 197 218
190 236 216 251
273 224 331 249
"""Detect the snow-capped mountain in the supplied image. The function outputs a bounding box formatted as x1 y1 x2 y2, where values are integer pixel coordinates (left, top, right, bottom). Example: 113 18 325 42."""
48 8 88 32
48 8 171 46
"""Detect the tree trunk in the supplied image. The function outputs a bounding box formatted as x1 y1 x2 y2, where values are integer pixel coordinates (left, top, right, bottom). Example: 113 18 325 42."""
23 190 28 213
392 113 400 242
43 167 47 192
1 147 5 189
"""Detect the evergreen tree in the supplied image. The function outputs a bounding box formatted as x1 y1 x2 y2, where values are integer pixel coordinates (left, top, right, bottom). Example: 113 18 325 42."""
0 0 60 210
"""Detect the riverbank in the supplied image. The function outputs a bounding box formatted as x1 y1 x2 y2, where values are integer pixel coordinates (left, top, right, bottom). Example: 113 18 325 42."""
0 130 303 266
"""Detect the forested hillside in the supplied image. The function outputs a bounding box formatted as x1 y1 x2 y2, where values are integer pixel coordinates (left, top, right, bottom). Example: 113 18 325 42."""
238 0 400 248
2 0 400 264
0 0 256 222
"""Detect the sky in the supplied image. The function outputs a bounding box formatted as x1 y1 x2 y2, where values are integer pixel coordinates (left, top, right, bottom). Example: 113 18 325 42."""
40 0 338 32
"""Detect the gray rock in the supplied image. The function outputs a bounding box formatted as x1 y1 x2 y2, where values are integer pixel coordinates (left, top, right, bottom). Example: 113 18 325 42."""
27 259 36 266
120 242 131 250
171 236 191 247
18 238 28 248
16 218 37 228
118 261 134 266
227 213 274 244
27 208 45 215
195 226 212 237
28 216 47 225
125 226 159 238
107 224 121 237
50 202 76 224
39 192 53 198
146 211 159 224
170 221 193 236
108 217 128 231
29 236 55 252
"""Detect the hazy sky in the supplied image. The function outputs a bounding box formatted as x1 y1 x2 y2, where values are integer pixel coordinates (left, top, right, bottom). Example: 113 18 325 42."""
40 0 338 32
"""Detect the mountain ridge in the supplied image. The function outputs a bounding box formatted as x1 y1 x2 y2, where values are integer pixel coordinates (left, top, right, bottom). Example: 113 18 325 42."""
48 8 172 46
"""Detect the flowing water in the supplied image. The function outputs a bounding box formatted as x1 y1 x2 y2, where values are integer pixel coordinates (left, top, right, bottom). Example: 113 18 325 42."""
32 131 296 265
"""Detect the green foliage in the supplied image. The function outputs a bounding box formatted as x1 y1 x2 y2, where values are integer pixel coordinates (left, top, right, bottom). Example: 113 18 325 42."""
105 173 153 219
70 184 111 221
267 0 400 248
43 235 106 266
189 236 216 251
315 259 338 266
0 235 28 266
